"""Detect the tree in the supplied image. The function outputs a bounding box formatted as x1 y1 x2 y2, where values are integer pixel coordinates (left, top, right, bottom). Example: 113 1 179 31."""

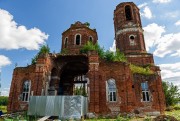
0 96 8 106
80 41 127 62
31 44 50 64
38 44 50 55
162 81 180 106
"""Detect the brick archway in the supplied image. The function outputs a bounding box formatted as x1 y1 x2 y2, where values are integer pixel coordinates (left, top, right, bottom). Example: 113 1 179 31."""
55 55 89 96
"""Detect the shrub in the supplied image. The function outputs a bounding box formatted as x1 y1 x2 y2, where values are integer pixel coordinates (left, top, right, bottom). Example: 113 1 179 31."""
115 115 130 121
144 116 151 121
154 115 178 121
31 44 50 64
80 41 127 63
165 106 174 111
174 105 180 110
0 96 8 106
130 64 154 75
162 81 180 106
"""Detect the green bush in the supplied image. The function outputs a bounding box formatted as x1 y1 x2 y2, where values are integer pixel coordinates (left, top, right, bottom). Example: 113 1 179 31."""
165 106 174 111
31 44 50 64
144 116 151 121
174 105 180 110
115 115 130 121
0 96 8 106
130 64 154 75
80 41 105 59
80 41 127 63
162 81 180 106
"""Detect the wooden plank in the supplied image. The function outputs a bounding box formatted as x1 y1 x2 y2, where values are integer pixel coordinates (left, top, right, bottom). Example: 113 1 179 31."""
37 116 50 121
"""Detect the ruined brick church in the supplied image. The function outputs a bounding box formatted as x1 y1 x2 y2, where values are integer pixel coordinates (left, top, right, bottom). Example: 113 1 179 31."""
8 2 166 116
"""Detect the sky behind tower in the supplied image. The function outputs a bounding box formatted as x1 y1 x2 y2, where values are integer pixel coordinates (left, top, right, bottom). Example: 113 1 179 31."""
0 0 180 96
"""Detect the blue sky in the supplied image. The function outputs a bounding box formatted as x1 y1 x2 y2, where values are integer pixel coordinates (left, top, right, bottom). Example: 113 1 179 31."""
0 0 180 96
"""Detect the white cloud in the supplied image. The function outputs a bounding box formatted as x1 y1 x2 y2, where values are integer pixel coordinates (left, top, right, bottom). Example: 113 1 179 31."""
110 40 116 52
164 11 179 18
0 55 11 69
175 20 180 26
0 9 49 50
143 23 165 51
143 23 180 57
159 62 180 89
141 6 153 19
154 33 180 57
153 0 171 3
138 3 148 9
1 88 10 96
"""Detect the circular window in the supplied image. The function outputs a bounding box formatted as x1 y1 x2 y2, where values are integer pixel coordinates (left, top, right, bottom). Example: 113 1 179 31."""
130 35 135 40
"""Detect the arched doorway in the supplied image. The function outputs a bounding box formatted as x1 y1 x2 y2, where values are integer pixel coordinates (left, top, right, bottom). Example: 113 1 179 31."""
48 68 59 95
58 57 89 96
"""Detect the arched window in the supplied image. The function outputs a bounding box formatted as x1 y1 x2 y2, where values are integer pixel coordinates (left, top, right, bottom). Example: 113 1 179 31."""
64 37 68 48
22 80 31 102
75 34 81 45
129 35 136 46
125 5 132 20
141 82 150 102
106 79 117 102
89 36 93 42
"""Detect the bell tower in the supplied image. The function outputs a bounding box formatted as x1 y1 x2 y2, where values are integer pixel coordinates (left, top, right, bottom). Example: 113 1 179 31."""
114 2 155 65
114 2 146 54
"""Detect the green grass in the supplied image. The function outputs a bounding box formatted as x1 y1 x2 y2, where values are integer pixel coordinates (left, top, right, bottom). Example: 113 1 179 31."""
0 105 7 113
0 105 179 120
165 110 180 120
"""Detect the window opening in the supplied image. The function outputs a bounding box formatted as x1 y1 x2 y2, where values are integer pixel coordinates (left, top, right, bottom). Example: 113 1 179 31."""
129 35 136 46
89 36 93 42
65 37 68 48
107 79 117 102
141 82 150 102
22 81 31 102
125 5 132 20
76 35 81 45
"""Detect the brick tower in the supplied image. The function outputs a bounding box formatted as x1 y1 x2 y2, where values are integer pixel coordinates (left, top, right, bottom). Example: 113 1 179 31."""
114 2 154 66
114 2 165 114
61 21 98 54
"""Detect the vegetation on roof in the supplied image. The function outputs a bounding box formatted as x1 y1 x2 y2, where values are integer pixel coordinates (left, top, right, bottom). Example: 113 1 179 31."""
130 64 154 75
31 44 50 64
84 22 90 27
80 41 127 62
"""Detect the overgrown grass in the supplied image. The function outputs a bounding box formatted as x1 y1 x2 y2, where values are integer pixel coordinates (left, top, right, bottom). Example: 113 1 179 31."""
165 105 180 120
165 110 180 120
130 64 154 75
80 41 127 62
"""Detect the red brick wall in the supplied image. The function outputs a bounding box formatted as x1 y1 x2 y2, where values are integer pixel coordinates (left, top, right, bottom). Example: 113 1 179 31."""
114 2 146 54
61 21 98 54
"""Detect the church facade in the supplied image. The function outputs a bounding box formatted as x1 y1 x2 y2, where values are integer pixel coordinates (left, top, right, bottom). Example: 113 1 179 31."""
8 2 166 116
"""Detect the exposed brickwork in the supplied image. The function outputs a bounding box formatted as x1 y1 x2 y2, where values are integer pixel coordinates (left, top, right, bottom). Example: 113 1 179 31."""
61 21 98 54
8 2 165 116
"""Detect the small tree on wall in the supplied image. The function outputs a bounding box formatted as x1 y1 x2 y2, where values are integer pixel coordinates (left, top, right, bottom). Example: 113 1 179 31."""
31 44 50 64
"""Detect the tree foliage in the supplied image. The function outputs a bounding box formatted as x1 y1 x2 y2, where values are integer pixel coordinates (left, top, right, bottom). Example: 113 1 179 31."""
162 81 180 106
84 22 90 27
0 96 8 106
31 45 50 64
38 44 50 55
74 86 87 96
80 41 127 62
104 49 127 62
